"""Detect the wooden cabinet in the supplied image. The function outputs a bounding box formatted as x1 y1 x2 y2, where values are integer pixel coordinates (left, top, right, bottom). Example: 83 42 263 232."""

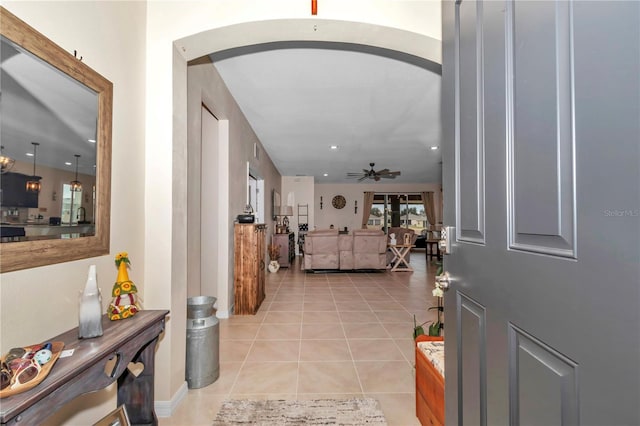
234 223 266 314
273 232 295 267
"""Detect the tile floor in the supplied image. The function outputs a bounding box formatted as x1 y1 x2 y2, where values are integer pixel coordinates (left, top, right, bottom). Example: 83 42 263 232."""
160 251 440 425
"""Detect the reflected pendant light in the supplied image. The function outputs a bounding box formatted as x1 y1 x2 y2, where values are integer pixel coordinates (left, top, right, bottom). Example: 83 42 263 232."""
25 142 41 192
70 154 82 192
0 145 15 174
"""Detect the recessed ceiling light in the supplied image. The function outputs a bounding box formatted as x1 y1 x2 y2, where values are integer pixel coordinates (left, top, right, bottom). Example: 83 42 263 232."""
323 173 328 177
88 139 96 143
26 152 34 157
65 162 72 166
330 145 338 150
430 146 439 150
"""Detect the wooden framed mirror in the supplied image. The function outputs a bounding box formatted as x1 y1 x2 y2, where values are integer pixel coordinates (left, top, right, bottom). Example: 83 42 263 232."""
0 7 112 272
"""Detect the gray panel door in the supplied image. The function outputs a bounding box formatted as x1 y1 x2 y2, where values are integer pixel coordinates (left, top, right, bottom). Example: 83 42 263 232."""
441 1 640 425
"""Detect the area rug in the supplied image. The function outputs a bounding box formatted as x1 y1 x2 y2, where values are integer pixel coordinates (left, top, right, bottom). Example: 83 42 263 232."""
212 398 387 425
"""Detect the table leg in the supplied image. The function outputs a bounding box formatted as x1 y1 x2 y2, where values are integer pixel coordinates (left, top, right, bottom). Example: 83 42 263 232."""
391 247 413 272
117 338 159 426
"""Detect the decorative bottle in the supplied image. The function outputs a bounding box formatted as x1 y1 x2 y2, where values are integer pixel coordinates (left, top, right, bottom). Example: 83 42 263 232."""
79 265 103 338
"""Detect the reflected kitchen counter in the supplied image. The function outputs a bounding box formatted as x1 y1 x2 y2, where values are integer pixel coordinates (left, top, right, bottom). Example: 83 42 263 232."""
0 223 94 240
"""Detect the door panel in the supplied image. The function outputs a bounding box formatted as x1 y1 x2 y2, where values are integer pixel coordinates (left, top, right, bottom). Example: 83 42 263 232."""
442 0 640 425
457 293 487 426
456 0 485 244
507 0 576 257
508 324 579 425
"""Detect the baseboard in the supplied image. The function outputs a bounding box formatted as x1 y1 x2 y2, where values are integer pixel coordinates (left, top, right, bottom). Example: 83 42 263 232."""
155 381 188 418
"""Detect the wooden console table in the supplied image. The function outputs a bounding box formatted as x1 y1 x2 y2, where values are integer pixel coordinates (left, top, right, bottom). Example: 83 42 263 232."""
0 310 169 426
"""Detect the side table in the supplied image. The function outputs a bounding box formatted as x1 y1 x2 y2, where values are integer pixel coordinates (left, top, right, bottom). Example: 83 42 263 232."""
388 244 415 272
0 310 169 426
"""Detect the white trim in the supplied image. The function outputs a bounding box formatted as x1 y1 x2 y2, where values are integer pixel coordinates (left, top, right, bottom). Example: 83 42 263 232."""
155 381 188 417
216 309 231 319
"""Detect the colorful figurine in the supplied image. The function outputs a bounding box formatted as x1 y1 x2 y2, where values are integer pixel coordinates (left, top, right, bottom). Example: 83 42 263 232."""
108 252 141 320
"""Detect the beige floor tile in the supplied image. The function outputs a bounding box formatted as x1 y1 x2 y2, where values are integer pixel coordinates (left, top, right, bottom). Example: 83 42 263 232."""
255 323 302 340
394 338 418 363
338 311 380 323
228 311 266 324
297 361 362 394
304 289 333 296
303 293 335 302
299 339 351 361
219 324 259 340
159 392 226 426
262 311 303 324
219 340 253 363
355 361 415 393
302 310 341 324
335 301 372 312
301 323 346 339
374 310 414 323
297 393 364 399
267 301 304 311
303 301 337 311
227 393 298 400
164 255 433 423
370 393 421 426
348 339 406 361
342 322 391 339
246 340 300 362
194 362 242 395
332 293 365 302
381 322 414 339
272 292 305 302
368 301 406 311
232 362 299 394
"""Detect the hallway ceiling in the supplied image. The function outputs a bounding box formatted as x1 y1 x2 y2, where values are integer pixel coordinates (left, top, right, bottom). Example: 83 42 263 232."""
212 46 442 184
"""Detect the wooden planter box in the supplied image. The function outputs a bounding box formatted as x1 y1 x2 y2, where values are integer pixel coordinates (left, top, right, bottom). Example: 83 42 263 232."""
415 335 444 426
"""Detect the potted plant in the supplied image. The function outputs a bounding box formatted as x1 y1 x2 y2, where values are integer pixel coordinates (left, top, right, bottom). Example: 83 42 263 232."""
414 261 444 338
267 243 280 273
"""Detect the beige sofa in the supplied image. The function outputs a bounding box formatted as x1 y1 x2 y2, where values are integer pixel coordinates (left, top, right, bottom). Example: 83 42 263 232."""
303 229 387 271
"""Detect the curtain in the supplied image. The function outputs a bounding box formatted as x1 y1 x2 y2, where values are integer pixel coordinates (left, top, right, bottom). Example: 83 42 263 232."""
361 191 375 229
421 191 436 228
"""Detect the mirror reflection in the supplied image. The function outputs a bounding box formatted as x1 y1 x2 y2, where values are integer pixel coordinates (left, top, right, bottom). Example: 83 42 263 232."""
1 35 98 242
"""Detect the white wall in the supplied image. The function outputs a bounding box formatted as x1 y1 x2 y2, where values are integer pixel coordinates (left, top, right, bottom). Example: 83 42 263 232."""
314 183 443 231
187 62 282 320
1 2 147 424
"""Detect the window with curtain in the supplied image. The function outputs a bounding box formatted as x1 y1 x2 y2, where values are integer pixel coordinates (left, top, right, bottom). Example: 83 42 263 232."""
367 193 429 234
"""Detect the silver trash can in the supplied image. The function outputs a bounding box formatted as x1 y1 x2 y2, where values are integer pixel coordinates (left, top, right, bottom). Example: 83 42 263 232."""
186 296 220 389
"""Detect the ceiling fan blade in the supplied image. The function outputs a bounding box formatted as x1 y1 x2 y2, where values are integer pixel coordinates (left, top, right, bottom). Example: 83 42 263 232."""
347 173 364 176
374 175 381 181
358 175 368 182
377 168 390 174
380 174 397 179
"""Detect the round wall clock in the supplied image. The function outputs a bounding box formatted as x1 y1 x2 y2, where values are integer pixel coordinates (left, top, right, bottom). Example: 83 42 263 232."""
332 195 346 209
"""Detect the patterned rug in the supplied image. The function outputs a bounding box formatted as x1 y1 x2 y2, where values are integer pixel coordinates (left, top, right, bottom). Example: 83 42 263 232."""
212 398 387 425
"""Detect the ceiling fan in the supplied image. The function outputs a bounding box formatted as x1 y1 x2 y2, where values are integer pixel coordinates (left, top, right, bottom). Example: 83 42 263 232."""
347 162 401 182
